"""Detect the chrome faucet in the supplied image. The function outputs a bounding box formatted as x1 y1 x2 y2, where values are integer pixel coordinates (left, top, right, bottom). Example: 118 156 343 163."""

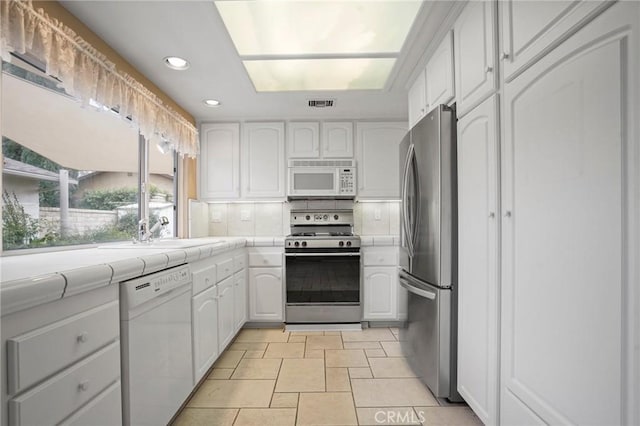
138 216 170 243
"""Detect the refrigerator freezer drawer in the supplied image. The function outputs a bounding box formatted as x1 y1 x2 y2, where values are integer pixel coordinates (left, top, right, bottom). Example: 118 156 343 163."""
399 273 454 399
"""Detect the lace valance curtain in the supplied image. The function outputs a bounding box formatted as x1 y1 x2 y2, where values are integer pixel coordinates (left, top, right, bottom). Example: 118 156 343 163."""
0 0 198 157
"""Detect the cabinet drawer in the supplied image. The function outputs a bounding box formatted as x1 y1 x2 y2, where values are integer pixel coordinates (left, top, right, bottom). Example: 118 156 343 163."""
216 258 234 282
9 341 120 426
248 252 282 267
60 381 122 426
234 254 246 272
363 251 397 266
7 301 119 395
192 265 217 295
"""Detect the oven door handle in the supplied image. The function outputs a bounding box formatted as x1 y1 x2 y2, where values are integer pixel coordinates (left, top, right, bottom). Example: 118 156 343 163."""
285 252 361 257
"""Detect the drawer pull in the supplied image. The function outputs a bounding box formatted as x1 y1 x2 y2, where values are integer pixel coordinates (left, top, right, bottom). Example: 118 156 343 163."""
77 381 90 392
76 333 88 344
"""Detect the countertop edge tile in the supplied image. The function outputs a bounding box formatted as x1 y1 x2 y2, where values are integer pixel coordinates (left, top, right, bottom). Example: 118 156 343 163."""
62 264 114 298
1 274 66 316
109 258 146 284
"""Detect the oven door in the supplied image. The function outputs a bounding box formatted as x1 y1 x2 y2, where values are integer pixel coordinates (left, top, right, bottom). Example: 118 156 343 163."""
285 252 361 323
288 168 339 197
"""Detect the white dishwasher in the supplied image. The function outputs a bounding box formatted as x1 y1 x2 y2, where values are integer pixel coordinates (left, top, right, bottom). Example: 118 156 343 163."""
120 264 193 426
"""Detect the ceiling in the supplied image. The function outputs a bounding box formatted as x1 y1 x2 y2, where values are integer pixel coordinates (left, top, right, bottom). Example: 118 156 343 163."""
60 1 456 123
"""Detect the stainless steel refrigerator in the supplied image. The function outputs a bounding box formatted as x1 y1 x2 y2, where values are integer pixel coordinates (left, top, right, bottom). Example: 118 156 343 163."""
398 104 461 402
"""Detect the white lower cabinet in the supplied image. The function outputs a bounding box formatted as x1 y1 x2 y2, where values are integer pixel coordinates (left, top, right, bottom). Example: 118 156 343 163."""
217 276 236 351
362 247 401 321
362 267 397 320
457 94 500 425
192 285 219 384
1 286 120 426
248 248 284 322
233 270 247 332
248 268 283 321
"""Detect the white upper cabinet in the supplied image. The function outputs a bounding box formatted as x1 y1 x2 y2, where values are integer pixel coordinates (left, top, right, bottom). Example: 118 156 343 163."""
501 3 637 425
501 0 612 81
457 94 500 426
356 122 407 199
241 122 286 199
321 122 354 158
287 122 320 158
199 123 240 200
454 0 497 117
425 30 455 111
408 69 427 130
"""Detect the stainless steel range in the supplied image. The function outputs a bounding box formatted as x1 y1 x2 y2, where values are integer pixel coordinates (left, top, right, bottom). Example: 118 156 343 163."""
285 210 361 323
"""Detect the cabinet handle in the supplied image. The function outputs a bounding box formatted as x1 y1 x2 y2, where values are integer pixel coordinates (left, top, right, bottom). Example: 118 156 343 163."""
501 52 509 60
488 212 495 219
76 332 88 343
504 210 512 218
78 381 90 392
485 66 493 73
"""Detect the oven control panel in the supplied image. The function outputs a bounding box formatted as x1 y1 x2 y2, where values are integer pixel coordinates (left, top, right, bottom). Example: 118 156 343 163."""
290 211 354 225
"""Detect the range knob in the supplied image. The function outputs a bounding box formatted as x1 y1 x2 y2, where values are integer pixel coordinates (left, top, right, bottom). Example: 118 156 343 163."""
305 215 311 220
346 241 352 247
301 241 307 247
323 214 328 220
339 241 344 247
294 241 300 247
334 214 339 220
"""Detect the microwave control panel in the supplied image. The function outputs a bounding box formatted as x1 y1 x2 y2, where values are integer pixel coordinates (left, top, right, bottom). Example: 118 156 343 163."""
339 169 356 195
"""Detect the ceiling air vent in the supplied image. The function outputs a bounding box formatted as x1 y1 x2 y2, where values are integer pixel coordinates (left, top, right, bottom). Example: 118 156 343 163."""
308 99 334 108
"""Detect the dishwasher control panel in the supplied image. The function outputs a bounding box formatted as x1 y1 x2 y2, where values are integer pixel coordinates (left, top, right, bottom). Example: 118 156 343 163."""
121 264 191 311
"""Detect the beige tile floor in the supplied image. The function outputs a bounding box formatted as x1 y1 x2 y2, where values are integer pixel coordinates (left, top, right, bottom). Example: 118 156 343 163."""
173 327 483 426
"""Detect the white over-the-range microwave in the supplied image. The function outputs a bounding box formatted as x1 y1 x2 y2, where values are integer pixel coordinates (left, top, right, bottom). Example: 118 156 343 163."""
287 159 356 198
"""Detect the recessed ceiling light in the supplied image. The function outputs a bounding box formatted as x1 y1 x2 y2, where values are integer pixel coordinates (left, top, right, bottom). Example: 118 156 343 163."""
164 56 190 70
204 99 221 107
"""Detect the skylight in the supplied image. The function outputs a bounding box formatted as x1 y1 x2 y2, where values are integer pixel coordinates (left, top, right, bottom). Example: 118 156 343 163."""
214 0 423 92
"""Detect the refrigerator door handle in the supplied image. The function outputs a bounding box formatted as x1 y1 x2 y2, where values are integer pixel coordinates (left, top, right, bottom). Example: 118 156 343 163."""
399 276 436 300
409 148 420 248
401 144 415 257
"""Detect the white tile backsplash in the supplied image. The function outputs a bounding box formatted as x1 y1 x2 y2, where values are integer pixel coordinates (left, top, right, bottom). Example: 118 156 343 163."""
255 203 284 236
227 203 255 236
208 203 229 236
204 200 398 238
389 201 400 236
361 202 390 235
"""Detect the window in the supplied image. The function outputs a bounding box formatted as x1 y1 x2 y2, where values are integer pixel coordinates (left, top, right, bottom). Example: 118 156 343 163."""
1 56 175 251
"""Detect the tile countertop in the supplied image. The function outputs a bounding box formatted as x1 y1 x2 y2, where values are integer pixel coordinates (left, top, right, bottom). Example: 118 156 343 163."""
359 236 401 247
0 236 284 316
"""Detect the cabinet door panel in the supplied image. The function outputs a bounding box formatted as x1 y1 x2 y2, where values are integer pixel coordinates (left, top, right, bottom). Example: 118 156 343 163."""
501 5 637 424
249 268 283 321
322 122 353 158
234 271 247 331
363 267 397 320
242 122 285 198
501 0 612 80
408 70 426 130
193 286 219 383
454 1 497 117
457 95 499 425
217 278 235 351
200 123 240 199
356 122 406 199
288 122 319 158
425 31 454 110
